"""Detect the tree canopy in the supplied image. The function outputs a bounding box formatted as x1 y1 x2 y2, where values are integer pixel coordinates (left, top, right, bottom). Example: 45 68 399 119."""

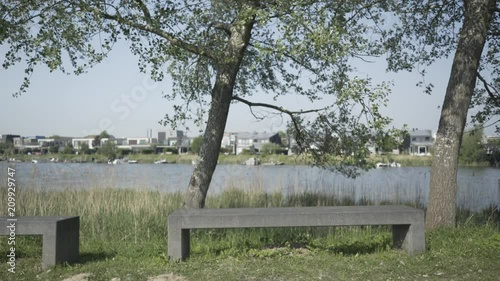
190 135 203 154
1 0 407 207
383 1 499 131
459 127 485 164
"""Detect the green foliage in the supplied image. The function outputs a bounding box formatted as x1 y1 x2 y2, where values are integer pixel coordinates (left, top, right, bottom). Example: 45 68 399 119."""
92 135 101 148
140 148 154 155
48 144 59 154
278 131 289 147
459 127 485 164
1 0 398 178
0 141 13 155
118 148 131 156
190 136 203 154
99 141 118 160
0 185 499 280
260 143 283 155
375 128 406 153
79 142 91 155
385 1 499 131
163 147 178 155
100 130 110 139
219 146 233 154
62 143 74 155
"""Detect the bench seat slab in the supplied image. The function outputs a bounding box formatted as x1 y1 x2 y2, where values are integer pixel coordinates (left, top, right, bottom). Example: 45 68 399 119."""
168 206 425 260
0 216 80 269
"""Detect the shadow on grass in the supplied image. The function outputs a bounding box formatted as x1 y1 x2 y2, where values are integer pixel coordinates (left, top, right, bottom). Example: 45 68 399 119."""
78 251 117 264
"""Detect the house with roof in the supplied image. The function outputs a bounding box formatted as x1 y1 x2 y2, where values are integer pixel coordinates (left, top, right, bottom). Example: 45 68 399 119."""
484 136 500 155
404 129 434 156
224 132 282 155
72 138 95 150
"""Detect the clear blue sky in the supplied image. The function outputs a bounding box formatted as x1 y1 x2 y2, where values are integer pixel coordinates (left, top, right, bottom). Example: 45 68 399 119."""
0 40 492 138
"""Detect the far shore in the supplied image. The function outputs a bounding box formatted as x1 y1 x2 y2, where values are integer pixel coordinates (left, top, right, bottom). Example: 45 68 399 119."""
1 153 493 167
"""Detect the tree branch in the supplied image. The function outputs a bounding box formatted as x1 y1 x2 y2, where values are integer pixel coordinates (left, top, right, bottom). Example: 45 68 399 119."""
232 95 333 151
249 41 315 72
133 0 152 23
96 10 217 61
209 21 231 35
232 95 329 115
477 72 500 107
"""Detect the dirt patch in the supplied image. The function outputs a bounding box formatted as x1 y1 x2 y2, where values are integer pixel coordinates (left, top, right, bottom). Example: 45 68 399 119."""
61 273 92 281
148 273 187 281
60 272 186 281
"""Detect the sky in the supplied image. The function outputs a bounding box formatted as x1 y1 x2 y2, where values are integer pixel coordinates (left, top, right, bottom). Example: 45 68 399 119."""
0 40 495 139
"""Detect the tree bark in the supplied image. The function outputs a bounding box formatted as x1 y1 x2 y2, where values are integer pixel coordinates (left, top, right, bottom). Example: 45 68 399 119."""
182 17 255 209
426 0 496 230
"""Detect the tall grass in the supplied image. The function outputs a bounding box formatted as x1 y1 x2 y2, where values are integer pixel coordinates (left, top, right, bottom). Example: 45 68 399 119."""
1 162 498 262
1 184 497 258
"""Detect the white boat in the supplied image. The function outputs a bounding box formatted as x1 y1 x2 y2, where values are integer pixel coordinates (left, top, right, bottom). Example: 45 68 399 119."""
376 162 401 168
128 160 138 164
110 159 125 165
243 157 260 166
262 161 284 166
31 159 38 164
154 159 168 164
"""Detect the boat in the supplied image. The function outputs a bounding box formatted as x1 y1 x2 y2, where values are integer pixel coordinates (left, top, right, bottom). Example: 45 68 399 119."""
31 159 38 164
154 159 176 164
376 162 401 168
128 160 138 164
262 161 285 166
108 159 125 165
243 157 260 166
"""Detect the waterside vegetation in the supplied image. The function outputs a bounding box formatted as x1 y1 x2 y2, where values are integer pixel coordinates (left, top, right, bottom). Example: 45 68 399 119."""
0 186 499 280
2 153 479 167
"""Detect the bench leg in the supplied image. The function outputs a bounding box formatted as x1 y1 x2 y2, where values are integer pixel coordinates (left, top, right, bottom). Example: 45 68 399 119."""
42 217 80 270
392 223 425 255
168 227 190 261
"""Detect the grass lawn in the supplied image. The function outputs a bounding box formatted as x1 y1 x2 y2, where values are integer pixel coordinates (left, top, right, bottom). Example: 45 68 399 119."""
1 188 499 281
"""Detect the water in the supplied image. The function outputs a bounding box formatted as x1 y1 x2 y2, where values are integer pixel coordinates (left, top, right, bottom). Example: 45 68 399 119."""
1 162 498 211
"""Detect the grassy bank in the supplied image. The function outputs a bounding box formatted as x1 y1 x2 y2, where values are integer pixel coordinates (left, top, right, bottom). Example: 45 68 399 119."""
1 187 499 280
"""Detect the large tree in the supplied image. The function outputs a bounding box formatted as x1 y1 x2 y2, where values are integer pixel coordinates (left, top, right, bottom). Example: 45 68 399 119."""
384 0 499 229
1 1 395 208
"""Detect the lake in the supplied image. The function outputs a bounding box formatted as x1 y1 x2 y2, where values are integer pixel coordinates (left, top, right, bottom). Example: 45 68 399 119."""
1 162 499 211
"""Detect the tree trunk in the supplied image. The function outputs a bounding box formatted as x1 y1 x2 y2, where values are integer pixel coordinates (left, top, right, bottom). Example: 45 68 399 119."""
181 72 234 209
182 18 255 209
426 0 496 230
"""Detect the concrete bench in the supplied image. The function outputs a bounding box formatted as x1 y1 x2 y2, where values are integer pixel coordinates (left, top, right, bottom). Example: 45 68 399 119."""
168 205 425 260
0 216 79 269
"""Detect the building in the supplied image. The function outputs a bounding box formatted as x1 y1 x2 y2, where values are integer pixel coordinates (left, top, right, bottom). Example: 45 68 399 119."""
225 132 282 155
1 134 21 144
72 138 95 150
126 137 154 145
158 131 167 145
484 136 500 155
404 129 434 156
